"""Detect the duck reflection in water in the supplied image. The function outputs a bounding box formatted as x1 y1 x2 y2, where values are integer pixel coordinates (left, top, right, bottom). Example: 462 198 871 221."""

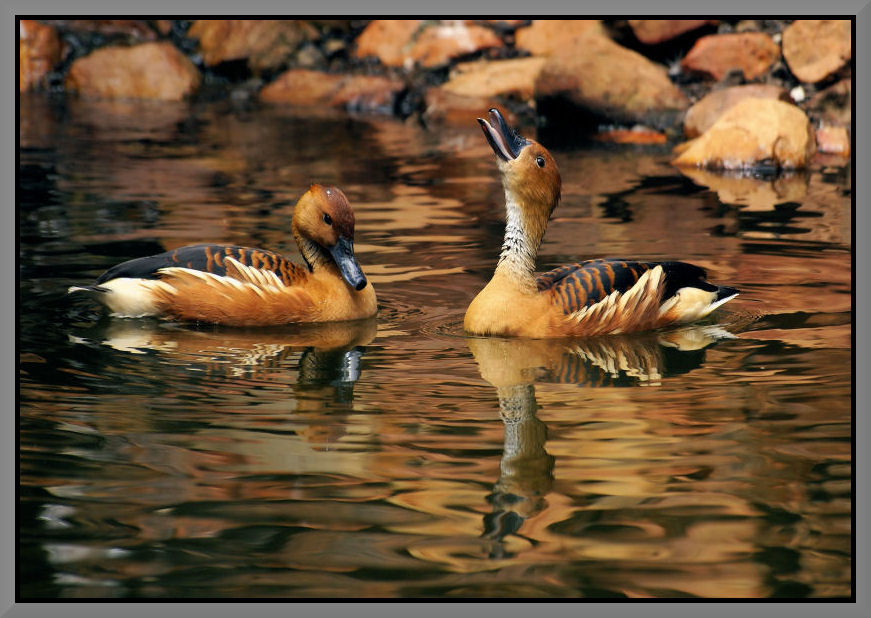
467 324 736 560
69 318 377 445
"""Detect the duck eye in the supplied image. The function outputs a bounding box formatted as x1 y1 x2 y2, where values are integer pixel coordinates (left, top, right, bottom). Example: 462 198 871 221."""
322 213 332 225
536 156 545 168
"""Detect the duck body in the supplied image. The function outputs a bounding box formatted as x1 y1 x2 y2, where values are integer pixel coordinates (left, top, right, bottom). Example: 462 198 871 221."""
69 185 377 326
464 109 737 339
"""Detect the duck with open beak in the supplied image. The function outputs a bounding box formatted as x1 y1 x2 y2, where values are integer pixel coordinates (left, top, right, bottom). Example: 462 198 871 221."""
465 108 738 338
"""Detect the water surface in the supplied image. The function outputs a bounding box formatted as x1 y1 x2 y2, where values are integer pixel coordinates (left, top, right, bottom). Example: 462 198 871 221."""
18 94 852 599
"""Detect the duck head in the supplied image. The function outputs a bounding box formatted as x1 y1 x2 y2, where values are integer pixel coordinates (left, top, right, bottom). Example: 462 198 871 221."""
293 184 368 291
478 108 561 221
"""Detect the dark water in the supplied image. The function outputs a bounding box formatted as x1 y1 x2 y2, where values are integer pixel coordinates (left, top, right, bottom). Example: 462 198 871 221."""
18 94 852 599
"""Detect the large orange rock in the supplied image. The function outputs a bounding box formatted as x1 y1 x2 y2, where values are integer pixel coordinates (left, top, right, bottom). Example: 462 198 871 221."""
514 19 603 56
353 20 501 68
681 33 780 80
19 20 62 92
782 20 851 83
672 98 815 170
422 57 545 125
405 22 502 68
683 84 788 138
188 20 318 73
260 69 404 113
534 30 688 127
628 19 717 45
422 88 505 126
65 42 201 101
353 20 422 67
440 57 546 99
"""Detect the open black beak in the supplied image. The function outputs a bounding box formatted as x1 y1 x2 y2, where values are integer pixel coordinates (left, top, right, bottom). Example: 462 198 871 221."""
329 236 367 291
477 108 528 162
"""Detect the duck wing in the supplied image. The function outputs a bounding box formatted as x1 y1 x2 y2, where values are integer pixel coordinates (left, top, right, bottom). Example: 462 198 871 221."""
538 259 734 335
96 244 311 287
95 244 317 326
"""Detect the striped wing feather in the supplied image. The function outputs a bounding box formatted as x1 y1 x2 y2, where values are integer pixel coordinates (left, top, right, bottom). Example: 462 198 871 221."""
97 244 310 288
537 259 655 313
537 259 715 336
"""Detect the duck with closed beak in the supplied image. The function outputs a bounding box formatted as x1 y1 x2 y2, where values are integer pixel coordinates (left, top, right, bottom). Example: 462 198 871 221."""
68 184 377 326
464 109 738 338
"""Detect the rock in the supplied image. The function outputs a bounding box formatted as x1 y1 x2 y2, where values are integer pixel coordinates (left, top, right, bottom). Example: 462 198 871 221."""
628 19 717 45
423 57 545 125
815 126 850 156
65 41 201 101
683 84 789 138
672 98 815 170
440 57 546 100
422 88 507 126
514 19 604 56
188 20 318 73
534 31 689 128
260 69 404 113
680 33 780 80
405 22 502 68
594 126 667 144
19 20 62 92
782 20 851 83
353 20 501 68
352 20 422 66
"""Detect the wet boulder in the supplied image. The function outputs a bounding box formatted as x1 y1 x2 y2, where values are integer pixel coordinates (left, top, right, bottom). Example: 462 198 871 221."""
628 19 718 45
260 68 404 113
531 25 689 129
782 19 851 83
65 41 201 101
680 32 780 80
423 89 507 126
683 84 789 138
19 20 63 92
514 19 603 55
188 19 319 73
407 22 502 68
672 98 815 170
354 20 501 69
422 56 546 124
353 19 422 67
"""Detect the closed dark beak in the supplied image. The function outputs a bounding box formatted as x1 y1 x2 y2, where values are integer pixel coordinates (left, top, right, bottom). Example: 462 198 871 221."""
329 237 367 291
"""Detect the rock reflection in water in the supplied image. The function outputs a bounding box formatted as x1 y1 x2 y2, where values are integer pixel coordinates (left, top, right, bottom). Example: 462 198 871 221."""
468 323 735 561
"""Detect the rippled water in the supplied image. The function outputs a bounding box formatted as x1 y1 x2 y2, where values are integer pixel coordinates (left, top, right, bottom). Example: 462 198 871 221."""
18 94 852 599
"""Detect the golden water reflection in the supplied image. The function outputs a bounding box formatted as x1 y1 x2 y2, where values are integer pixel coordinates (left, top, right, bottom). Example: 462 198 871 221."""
19 97 851 598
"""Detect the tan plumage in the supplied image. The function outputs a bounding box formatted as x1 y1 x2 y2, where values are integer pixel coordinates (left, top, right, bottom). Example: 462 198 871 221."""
464 109 738 338
69 185 377 326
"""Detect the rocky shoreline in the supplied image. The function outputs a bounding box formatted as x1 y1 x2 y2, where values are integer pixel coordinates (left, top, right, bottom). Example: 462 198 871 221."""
19 19 852 169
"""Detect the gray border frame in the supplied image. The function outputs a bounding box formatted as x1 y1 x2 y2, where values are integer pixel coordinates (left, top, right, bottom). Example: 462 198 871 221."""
7 3 866 616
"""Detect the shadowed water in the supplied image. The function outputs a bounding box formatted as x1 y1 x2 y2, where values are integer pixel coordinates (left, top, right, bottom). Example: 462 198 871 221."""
18 94 851 599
